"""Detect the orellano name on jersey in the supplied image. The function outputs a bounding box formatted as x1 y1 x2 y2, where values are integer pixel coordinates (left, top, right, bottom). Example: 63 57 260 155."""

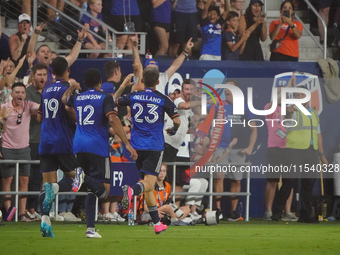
76 94 103 100
132 95 161 103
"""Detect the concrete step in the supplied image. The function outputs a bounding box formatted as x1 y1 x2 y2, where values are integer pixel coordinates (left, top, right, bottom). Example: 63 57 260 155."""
261 46 337 62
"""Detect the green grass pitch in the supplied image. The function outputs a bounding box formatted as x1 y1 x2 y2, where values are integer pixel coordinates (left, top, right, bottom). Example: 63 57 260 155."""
1 220 340 255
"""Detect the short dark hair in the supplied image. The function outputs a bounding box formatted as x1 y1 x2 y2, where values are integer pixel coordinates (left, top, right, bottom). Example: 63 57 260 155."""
103 61 120 79
226 11 239 21
208 5 220 16
36 44 51 54
52 57 68 77
143 67 159 88
32 63 48 75
84 68 102 88
12 82 26 91
225 79 241 88
182 79 195 90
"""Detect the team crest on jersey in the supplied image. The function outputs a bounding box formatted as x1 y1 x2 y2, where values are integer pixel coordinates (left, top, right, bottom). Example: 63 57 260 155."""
273 72 323 114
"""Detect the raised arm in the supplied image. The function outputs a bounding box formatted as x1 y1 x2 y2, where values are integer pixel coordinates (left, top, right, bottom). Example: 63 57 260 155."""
113 74 135 101
9 33 27 61
65 28 87 67
61 79 80 105
201 0 213 19
130 33 144 92
166 37 194 78
26 23 46 60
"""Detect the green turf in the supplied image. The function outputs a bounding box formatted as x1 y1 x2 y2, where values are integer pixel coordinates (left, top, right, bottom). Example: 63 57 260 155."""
1 220 340 255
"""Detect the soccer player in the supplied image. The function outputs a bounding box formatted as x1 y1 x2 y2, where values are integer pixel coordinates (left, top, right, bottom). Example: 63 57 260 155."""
37 57 79 237
62 68 137 238
117 67 180 234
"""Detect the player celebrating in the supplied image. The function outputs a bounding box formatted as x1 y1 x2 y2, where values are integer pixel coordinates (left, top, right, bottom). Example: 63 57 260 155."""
117 67 180 234
38 57 79 237
62 68 137 238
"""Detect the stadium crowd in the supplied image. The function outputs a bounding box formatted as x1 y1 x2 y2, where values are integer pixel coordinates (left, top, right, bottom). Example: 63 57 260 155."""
0 0 337 237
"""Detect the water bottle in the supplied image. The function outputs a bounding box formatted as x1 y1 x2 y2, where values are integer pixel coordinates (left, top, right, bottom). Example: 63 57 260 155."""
54 12 60 22
128 209 134 226
145 50 152 59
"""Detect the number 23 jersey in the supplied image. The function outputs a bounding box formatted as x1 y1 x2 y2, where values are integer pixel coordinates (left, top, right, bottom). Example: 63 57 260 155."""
117 88 179 151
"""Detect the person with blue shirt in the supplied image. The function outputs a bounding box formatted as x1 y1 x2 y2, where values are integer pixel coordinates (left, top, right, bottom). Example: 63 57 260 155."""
62 69 137 238
199 0 229 60
222 11 250 60
80 0 112 58
37 57 80 237
117 67 180 234
212 79 257 221
151 0 172 57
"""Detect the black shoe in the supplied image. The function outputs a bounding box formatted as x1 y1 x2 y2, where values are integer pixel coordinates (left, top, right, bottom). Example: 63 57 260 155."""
298 217 319 223
271 214 281 221
228 210 243 222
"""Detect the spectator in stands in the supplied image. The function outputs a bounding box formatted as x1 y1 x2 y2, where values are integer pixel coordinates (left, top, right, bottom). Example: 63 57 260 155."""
199 0 229 60
238 0 267 61
222 11 250 60
27 24 87 86
9 14 31 79
104 0 141 51
0 82 39 221
230 0 245 17
315 0 331 45
169 0 198 58
269 0 302 61
0 56 26 104
80 0 112 58
151 0 172 57
25 63 48 220
212 80 257 221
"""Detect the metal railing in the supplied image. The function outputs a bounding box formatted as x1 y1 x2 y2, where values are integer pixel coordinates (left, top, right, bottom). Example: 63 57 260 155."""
33 0 146 56
302 0 327 58
165 162 252 222
0 160 252 222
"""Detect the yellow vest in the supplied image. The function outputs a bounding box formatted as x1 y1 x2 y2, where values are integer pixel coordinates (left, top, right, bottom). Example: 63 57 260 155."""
286 107 319 150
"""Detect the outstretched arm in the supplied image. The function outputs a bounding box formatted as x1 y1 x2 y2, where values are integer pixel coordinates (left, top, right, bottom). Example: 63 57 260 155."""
130 33 144 92
166 37 194 78
65 28 87 67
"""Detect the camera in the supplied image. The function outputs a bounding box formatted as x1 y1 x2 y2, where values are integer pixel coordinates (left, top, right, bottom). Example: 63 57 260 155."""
283 10 290 18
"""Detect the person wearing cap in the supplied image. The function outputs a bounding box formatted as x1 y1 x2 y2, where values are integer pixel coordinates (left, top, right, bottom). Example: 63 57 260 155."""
269 0 302 61
9 13 31 79
238 0 267 61
167 84 181 101
273 85 328 223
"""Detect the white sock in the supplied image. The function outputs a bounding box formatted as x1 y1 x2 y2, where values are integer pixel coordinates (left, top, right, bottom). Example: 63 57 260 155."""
155 221 161 226
52 183 59 194
42 215 51 225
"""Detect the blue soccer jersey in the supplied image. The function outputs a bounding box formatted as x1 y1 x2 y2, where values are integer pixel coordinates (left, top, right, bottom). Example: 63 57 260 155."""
67 89 116 157
39 80 75 154
117 88 179 151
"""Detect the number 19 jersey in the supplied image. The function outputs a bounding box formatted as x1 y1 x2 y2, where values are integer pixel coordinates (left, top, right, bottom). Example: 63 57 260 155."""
39 80 75 155
117 88 179 151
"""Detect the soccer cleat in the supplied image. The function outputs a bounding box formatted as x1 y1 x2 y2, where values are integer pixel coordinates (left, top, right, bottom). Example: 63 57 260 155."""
121 185 132 210
263 211 272 221
41 222 55 237
154 222 167 234
43 183 55 212
86 230 102 238
72 167 85 192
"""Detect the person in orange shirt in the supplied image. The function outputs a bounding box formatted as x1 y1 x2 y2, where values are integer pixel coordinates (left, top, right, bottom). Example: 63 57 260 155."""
269 0 302 61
